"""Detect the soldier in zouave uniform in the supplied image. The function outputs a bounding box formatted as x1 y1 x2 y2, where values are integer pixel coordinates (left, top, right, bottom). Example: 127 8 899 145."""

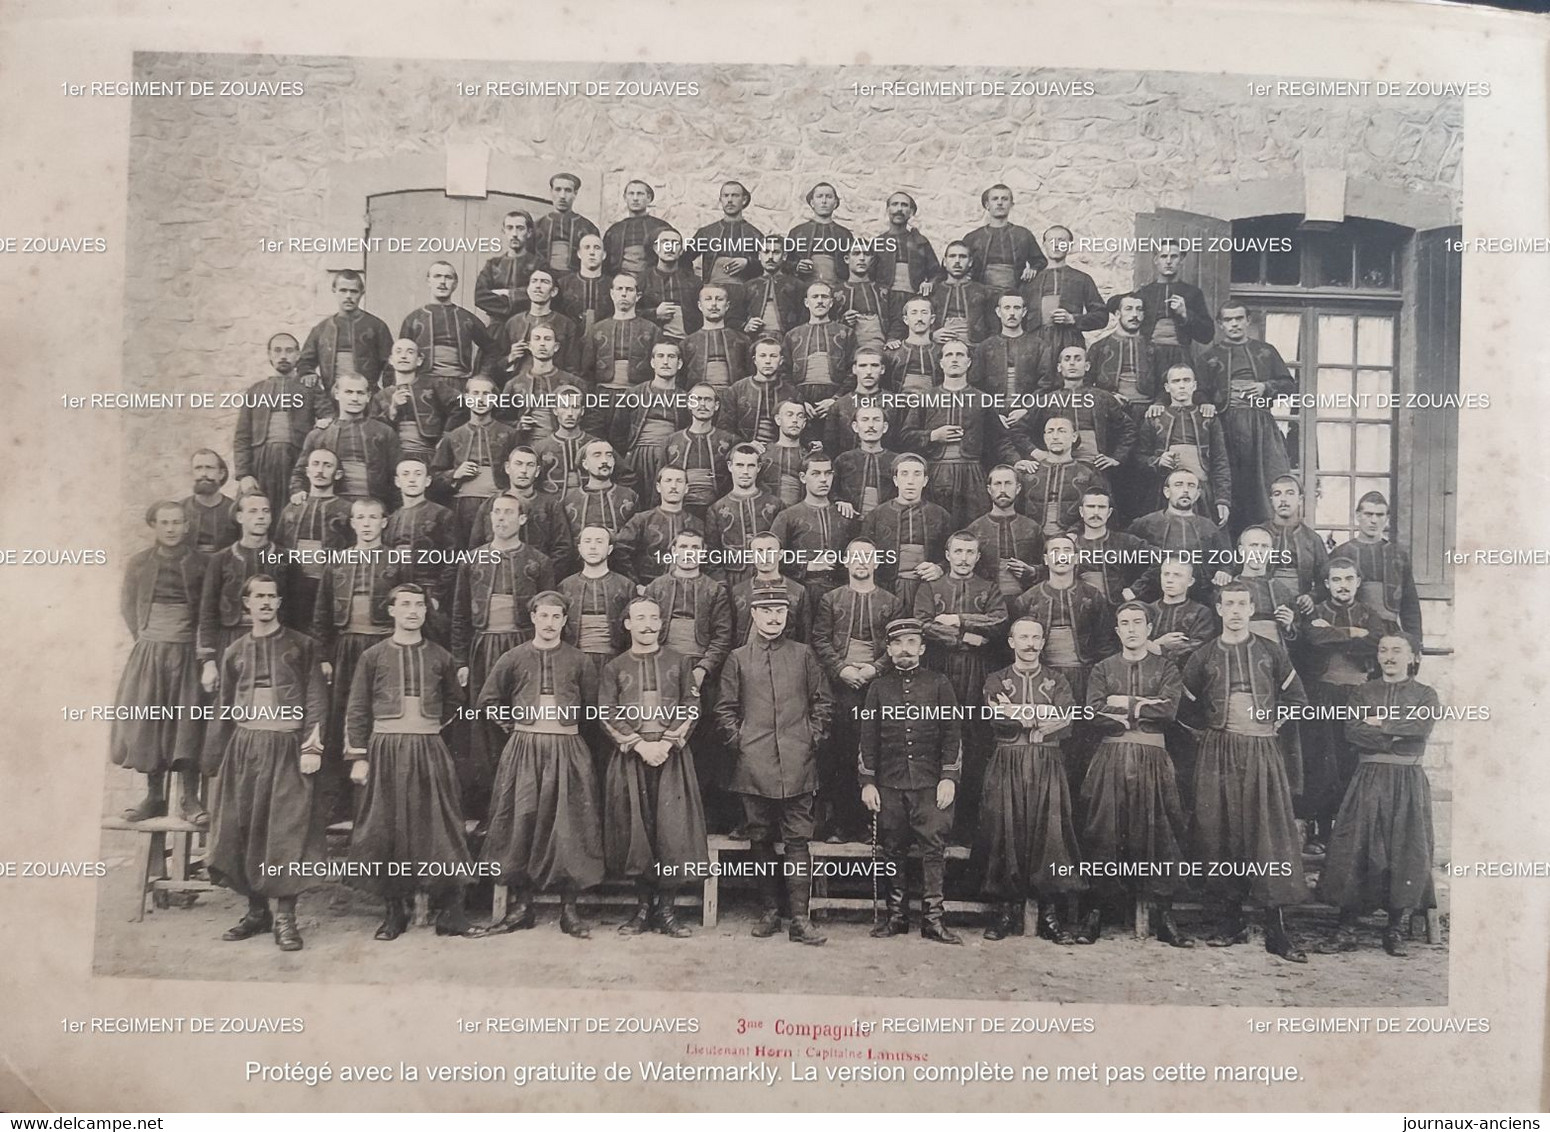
640 228 704 347
472 591 605 939
534 172 600 279
199 494 302 708
690 180 764 288
469 445 575 569
1146 557 1217 814
383 457 457 640
664 383 739 517
1087 292 1161 423
739 236 807 342
1333 491 1423 646
1295 556 1393 857
1013 415 1108 539
497 323 573 445
974 292 1045 400
827 346 897 464
785 280 854 418
681 285 751 390
613 340 689 508
1182 581 1310 962
431 376 518 548
642 529 733 709
721 336 798 449
615 466 705 588
310 498 405 825
561 440 639 566
292 372 400 507
859 452 950 611
835 245 894 355
1020 225 1109 387
1012 533 1115 786
813 538 902 843
706 442 783 592
869 193 939 338
183 449 239 555
599 596 709 938
913 531 1007 842
581 274 659 440
297 269 393 394
977 617 1085 945
450 493 555 823
833 401 899 519
556 233 613 333
401 262 493 384
233 333 328 515
532 385 598 499
1318 633 1440 957
1070 487 1150 606
1234 525 1301 648
1135 241 1213 383
206 575 327 952
770 450 857 608
756 401 813 509
788 180 855 286
474 209 542 326
1198 303 1296 533
1028 346 1135 495
274 446 352 624
490 268 582 382
859 617 965 945
371 338 461 472
930 241 994 348
899 339 994 529
1079 601 1193 947
714 582 835 946
112 501 212 824
883 298 944 395
1136 364 1232 526
558 525 635 693
1129 468 1234 604
966 464 1045 606
603 179 672 286
1266 475 1329 614
345 584 476 941
730 532 810 646
961 183 1047 298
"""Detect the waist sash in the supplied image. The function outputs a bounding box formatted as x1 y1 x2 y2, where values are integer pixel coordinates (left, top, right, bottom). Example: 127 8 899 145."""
142 601 194 644
1225 690 1276 736
240 685 302 733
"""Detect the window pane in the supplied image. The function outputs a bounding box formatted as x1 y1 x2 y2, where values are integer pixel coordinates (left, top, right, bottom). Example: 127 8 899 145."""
1264 312 1303 362
1232 245 1262 284
1357 316 1394 366
1353 370 1390 419
1317 367 1353 405
1317 232 1354 286
1267 241 1301 285
1319 315 1355 365
1357 238 1396 289
1318 422 1353 472
1315 477 1352 528
1354 423 1391 472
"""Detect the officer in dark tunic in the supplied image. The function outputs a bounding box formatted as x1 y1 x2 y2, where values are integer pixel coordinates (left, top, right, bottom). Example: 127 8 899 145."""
859 618 964 944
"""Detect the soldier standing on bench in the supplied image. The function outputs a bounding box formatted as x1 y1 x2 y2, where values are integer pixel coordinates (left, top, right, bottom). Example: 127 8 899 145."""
858 617 965 945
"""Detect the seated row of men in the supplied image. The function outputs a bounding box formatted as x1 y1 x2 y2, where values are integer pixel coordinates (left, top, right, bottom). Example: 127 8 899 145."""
116 448 1432 960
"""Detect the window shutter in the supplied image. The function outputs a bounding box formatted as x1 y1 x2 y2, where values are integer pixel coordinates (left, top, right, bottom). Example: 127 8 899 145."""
1403 226 1460 596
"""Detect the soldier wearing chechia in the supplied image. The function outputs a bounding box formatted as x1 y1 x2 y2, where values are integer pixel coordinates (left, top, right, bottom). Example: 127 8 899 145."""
859 617 964 945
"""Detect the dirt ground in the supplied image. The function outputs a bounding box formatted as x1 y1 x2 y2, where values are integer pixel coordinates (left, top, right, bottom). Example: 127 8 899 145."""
93 829 1447 1008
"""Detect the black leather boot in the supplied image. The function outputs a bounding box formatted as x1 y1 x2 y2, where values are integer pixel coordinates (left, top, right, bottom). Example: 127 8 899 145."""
273 912 303 951
870 859 909 938
1382 909 1410 957
785 847 827 946
222 898 272 941
122 771 168 823
374 898 408 941
434 893 476 937
559 896 592 939
1076 903 1102 945
653 891 693 939
1264 906 1307 963
1207 904 1251 947
919 858 962 945
1155 902 1194 948
1036 902 1076 946
983 903 1014 941
750 843 783 937
619 883 654 935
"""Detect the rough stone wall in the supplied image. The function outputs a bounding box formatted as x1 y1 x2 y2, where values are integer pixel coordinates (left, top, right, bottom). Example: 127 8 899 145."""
121 54 1462 529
